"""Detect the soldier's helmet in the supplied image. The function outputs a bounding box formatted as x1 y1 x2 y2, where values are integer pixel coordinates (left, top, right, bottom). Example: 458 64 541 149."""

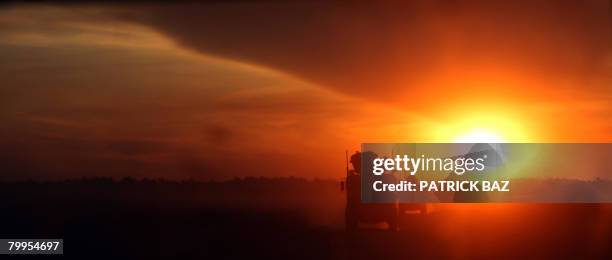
350 151 378 174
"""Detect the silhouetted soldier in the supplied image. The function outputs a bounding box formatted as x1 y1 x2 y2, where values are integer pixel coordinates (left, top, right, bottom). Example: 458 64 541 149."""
343 151 398 231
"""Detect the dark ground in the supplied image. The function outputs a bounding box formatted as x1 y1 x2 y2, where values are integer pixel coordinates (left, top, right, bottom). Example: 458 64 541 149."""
0 178 609 259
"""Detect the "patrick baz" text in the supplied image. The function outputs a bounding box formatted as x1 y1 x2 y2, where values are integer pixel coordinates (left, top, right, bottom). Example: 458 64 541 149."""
372 180 510 192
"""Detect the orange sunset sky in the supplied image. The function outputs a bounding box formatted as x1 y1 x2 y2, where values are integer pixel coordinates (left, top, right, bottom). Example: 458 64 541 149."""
0 1 610 180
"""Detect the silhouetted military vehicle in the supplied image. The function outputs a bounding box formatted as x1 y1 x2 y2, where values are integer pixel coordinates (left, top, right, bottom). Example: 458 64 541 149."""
341 151 426 232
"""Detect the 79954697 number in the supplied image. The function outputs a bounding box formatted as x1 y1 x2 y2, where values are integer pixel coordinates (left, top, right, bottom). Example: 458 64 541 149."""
1 239 63 254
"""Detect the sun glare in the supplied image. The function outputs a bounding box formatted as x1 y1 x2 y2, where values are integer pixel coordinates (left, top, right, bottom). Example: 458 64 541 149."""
453 128 506 143
428 110 531 143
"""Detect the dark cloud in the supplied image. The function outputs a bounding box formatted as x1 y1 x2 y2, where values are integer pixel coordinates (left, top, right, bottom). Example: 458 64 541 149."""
0 23 359 180
116 0 612 103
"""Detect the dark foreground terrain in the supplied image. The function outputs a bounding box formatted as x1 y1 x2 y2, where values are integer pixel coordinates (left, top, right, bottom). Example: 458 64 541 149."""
0 178 610 259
